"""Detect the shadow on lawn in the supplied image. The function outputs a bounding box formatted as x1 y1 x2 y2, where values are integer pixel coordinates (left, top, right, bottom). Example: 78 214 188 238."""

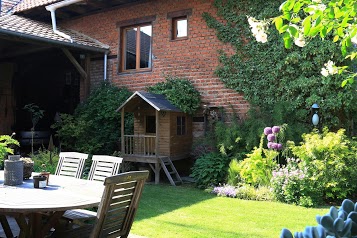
135 183 215 221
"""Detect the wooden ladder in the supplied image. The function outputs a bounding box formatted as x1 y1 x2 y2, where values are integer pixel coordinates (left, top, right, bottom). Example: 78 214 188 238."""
159 157 182 186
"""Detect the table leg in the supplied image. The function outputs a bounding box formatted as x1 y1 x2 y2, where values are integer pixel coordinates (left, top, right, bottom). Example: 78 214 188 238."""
15 214 30 238
0 215 13 238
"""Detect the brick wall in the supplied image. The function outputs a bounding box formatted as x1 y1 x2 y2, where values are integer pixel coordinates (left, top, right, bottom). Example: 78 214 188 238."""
62 0 249 120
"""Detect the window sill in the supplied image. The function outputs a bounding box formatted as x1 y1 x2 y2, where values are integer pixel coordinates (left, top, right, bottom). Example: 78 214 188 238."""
118 68 152 75
170 37 188 42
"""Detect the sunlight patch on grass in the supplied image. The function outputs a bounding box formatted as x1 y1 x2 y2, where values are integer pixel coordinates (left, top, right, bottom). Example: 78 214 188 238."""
131 184 329 238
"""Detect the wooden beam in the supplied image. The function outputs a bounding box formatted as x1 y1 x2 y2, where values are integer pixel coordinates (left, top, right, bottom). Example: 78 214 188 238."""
155 110 159 156
121 108 125 155
61 48 87 79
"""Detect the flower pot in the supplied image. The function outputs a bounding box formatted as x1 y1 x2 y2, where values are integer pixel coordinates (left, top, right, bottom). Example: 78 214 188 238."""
40 172 50 185
33 175 47 188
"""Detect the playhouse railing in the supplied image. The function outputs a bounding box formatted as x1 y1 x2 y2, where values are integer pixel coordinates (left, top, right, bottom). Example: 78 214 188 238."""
123 135 156 156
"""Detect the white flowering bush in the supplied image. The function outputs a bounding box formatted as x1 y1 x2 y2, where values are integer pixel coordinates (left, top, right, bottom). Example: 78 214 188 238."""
248 0 357 87
270 158 313 206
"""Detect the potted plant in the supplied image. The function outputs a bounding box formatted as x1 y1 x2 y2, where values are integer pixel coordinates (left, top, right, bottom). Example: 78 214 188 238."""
0 133 19 164
23 103 45 155
20 157 34 179
40 163 50 185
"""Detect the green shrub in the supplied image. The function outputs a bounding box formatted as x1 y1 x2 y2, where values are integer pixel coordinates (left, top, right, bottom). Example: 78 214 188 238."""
31 147 59 174
190 152 231 188
237 134 279 187
227 158 241 186
147 75 201 115
0 134 19 162
289 128 357 203
270 157 320 207
53 82 133 154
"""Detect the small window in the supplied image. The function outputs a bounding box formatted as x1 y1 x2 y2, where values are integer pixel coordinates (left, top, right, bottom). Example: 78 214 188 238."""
146 116 156 133
167 9 192 41
172 16 187 40
177 116 186 135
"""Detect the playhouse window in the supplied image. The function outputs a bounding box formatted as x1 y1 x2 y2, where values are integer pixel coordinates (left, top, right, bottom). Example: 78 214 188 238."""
177 116 186 135
146 116 156 133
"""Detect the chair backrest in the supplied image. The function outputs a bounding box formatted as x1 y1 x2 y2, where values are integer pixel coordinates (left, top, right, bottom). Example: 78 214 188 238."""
91 171 149 238
87 155 123 182
55 152 89 178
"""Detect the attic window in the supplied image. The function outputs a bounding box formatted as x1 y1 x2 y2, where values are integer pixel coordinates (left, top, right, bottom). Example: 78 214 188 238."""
167 9 192 41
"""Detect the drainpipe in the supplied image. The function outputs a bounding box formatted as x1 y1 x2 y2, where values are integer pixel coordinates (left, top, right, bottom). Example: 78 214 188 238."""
45 0 84 43
104 53 108 81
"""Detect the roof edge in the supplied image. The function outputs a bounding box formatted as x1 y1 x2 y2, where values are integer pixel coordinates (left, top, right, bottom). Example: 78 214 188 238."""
0 28 110 53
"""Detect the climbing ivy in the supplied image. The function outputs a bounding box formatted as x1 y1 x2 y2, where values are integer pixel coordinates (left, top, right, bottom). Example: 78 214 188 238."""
204 0 357 135
147 75 201 115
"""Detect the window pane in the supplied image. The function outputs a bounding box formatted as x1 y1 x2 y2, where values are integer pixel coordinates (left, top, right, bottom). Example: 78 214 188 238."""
176 18 187 37
146 116 156 133
140 25 152 68
125 27 137 70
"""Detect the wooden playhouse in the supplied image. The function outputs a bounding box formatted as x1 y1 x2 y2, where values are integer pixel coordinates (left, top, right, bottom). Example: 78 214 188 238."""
117 91 192 185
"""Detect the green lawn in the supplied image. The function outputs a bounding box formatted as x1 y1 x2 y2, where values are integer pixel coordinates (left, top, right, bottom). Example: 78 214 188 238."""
131 184 329 238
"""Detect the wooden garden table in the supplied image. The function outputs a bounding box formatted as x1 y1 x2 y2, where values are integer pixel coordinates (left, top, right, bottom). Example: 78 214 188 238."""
0 171 104 238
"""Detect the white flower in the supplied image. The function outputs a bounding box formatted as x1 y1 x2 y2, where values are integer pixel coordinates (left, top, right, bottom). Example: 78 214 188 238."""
294 34 306 47
256 32 268 43
321 68 329 77
321 60 338 77
308 4 326 15
351 35 357 45
247 16 269 44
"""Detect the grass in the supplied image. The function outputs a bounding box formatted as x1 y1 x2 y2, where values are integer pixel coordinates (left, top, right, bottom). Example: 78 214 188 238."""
131 184 329 238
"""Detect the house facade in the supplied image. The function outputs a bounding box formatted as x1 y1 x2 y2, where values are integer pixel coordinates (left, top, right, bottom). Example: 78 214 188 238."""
0 0 249 147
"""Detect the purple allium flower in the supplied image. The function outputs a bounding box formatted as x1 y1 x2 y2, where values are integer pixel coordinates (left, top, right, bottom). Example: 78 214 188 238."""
272 126 280 134
276 143 283 150
267 134 276 142
267 142 273 149
264 127 272 135
272 143 279 149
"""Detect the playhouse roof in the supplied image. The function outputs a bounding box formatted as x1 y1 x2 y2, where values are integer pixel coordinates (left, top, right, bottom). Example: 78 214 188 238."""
117 91 182 112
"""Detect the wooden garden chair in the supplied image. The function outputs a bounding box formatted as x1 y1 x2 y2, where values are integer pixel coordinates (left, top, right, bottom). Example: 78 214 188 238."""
61 155 123 223
55 152 89 178
87 155 123 182
53 171 149 238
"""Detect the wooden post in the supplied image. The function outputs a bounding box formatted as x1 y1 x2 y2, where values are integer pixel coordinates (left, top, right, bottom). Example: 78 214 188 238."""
121 108 125 154
155 110 159 156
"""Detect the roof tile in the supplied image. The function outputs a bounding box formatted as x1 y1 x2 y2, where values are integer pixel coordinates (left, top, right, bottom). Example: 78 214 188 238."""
0 14 109 51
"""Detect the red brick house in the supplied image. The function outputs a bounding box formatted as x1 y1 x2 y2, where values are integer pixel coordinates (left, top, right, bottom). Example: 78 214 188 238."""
0 0 249 165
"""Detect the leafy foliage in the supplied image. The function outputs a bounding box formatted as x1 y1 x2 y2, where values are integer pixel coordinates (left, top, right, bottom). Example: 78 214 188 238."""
147 75 201 115
0 135 19 162
204 0 357 134
53 82 133 154
288 128 357 203
31 147 59 174
190 152 231 188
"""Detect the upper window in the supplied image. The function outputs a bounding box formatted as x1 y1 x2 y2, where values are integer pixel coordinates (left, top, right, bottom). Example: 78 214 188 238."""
172 16 187 40
167 9 192 41
117 16 156 73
